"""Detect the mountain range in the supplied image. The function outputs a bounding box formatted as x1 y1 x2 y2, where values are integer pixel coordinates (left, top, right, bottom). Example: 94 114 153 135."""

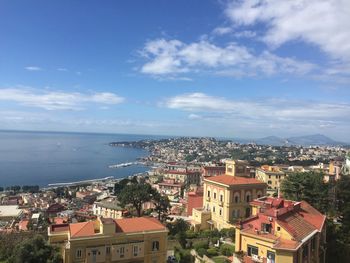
234 134 346 146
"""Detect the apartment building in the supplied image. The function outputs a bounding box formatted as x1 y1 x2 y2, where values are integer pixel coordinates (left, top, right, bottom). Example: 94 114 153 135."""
191 160 267 230
92 198 125 219
255 165 286 196
48 217 168 263
235 197 326 263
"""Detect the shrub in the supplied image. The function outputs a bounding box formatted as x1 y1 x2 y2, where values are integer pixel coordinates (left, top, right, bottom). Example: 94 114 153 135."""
185 230 198 239
220 244 235 256
197 247 207 257
220 228 235 239
206 247 219 257
193 240 209 251
211 237 219 246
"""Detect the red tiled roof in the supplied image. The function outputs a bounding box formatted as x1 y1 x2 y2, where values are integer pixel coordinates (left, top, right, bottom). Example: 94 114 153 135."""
277 212 316 241
18 220 29 231
115 217 167 233
273 239 300 250
298 201 326 231
50 223 69 233
165 170 199 175
69 221 95 238
205 175 266 186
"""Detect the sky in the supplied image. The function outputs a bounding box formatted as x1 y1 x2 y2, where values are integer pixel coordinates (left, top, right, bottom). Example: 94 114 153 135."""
0 0 350 141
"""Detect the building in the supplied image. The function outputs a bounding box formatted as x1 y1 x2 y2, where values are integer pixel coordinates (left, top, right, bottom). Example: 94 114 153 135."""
157 179 183 199
48 217 168 263
186 189 203 216
191 160 267 231
201 165 226 177
256 165 286 196
163 169 201 187
235 197 326 263
0 205 23 221
93 198 125 219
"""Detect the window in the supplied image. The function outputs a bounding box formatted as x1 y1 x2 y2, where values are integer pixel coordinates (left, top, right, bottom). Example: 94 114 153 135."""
277 226 281 231
302 245 308 258
120 247 125 258
269 175 271 179
152 241 160 251
76 249 82 259
261 223 272 233
234 195 239 203
219 209 222 216
214 192 217 199
133 246 138 256
247 245 258 257
213 206 216 213
268 180 272 184
220 194 223 202
207 190 210 197
267 251 275 263
106 246 110 254
311 237 316 250
246 194 250 203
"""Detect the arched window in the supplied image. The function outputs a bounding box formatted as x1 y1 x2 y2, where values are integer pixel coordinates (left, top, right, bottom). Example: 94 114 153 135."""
257 190 262 198
234 193 240 203
246 195 250 202
232 209 236 218
152 241 160 251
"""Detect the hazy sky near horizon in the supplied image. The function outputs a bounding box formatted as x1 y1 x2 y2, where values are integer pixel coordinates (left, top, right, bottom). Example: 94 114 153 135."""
1 0 350 141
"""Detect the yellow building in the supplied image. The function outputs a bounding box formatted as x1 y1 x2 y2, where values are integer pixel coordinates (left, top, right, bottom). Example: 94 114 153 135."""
191 160 267 230
93 199 125 219
235 197 326 263
255 165 286 196
48 217 168 263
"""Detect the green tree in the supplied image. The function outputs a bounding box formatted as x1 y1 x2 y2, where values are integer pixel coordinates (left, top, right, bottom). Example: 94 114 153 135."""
117 183 153 217
220 244 235 256
9 235 62 263
114 178 132 195
280 171 330 213
336 176 350 238
167 218 190 236
151 190 170 222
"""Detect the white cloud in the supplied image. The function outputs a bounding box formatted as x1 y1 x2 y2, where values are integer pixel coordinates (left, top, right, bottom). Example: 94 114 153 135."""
164 92 350 121
225 0 350 61
212 26 233 35
0 88 124 110
140 38 315 77
25 66 42 71
234 30 257 38
57 68 68 71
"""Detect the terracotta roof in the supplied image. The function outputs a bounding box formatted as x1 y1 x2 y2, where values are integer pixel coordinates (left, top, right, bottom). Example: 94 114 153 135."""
50 223 69 233
69 221 95 238
277 212 316 241
165 170 199 175
205 175 266 186
115 217 167 233
298 201 326 231
18 219 29 231
273 239 300 250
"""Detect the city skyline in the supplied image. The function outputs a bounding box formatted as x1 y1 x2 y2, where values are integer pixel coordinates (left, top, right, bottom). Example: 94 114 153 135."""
1 0 350 141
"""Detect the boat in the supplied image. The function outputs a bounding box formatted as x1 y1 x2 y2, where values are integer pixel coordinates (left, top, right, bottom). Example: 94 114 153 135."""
108 162 133 169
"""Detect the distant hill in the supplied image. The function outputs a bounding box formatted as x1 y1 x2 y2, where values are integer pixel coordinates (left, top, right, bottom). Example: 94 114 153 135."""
286 134 344 146
234 134 345 146
255 136 288 146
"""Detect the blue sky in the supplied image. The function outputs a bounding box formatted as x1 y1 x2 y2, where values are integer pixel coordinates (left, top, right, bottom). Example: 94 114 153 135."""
1 0 350 141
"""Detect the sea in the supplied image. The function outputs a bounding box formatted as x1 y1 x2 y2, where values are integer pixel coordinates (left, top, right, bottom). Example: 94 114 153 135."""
0 130 165 187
